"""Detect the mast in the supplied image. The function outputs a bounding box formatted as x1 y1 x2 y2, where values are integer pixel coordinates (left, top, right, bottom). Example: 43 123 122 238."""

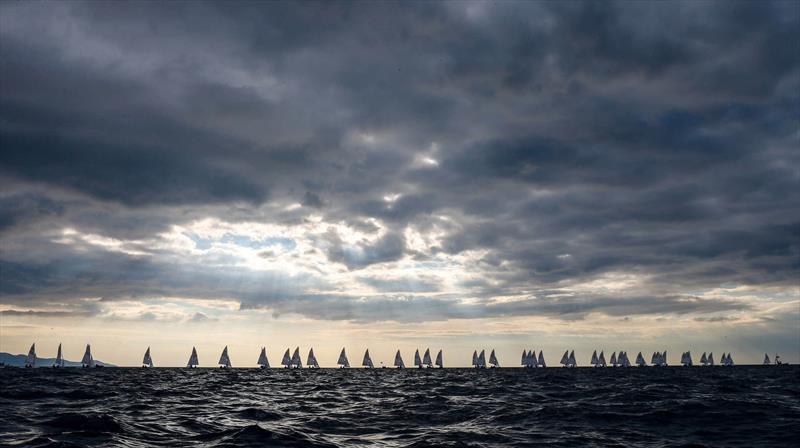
81 344 94 368
188 347 199 367
394 350 405 368
435 349 443 368
258 347 269 368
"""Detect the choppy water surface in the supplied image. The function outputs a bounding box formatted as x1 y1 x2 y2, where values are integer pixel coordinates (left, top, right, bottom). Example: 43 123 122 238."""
1 366 798 447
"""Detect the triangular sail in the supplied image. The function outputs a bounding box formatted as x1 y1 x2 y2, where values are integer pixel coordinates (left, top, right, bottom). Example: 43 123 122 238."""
307 348 319 368
423 348 432 366
591 350 598 366
530 350 538 367
81 344 94 367
521 350 528 366
362 349 374 368
188 347 199 367
537 351 546 367
281 348 292 366
726 353 734 366
291 347 302 368
55 343 63 367
635 352 646 367
337 348 349 367
435 349 443 368
610 352 617 366
26 343 36 367
763 353 771 365
478 350 486 367
218 346 231 367
708 352 714 366
489 349 499 367
560 350 569 365
568 350 576 367
472 350 478 367
700 352 707 365
143 347 153 367
394 350 405 368
414 349 422 367
257 347 269 367
598 351 606 367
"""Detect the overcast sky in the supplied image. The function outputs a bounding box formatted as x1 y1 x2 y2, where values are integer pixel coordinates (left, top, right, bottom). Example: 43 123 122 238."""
1 0 797 366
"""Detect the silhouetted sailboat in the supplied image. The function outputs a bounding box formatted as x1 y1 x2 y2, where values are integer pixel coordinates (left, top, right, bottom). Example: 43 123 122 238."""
635 352 646 367
537 350 546 367
281 348 292 368
489 349 500 368
257 347 269 369
187 347 199 368
477 349 487 368
610 352 618 367
472 350 479 368
81 344 94 368
394 350 405 368
591 350 598 367
521 350 528 367
307 348 319 368
337 348 350 368
362 349 374 368
707 352 715 366
763 353 771 365
560 350 569 367
54 343 64 368
142 347 153 368
681 351 693 367
700 352 708 366
423 348 433 368
25 343 36 368
291 347 302 368
568 350 576 367
598 351 607 367
435 349 443 368
414 349 423 369
218 346 231 369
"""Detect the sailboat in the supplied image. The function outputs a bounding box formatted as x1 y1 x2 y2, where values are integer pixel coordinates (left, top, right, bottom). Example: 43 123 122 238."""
477 349 487 368
257 347 269 369
598 351 607 367
489 349 500 368
422 348 433 368
472 350 479 368
218 346 231 369
707 352 715 366
763 353 771 365
521 350 528 368
590 350 598 367
700 352 708 366
635 352 646 367
187 347 199 368
622 352 632 367
337 348 350 368
537 351 546 368
414 349 423 369
394 350 405 368
568 350 576 367
281 348 292 368
81 344 94 368
610 352 618 367
435 349 443 368
681 351 693 367
25 343 36 368
54 343 64 368
362 349 374 368
724 353 734 366
307 348 319 368
560 350 569 367
291 347 303 368
142 347 153 368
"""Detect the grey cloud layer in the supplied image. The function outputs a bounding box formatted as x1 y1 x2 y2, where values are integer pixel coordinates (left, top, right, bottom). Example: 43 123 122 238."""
0 1 797 321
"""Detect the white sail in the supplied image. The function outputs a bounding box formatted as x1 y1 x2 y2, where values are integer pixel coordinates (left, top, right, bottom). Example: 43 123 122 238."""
568 350 576 367
337 348 349 368
188 347 199 367
218 346 231 367
291 347 302 368
560 350 569 366
414 349 422 367
26 343 36 367
635 352 646 367
362 349 374 368
143 347 153 367
598 351 606 367
708 352 714 366
55 343 63 367
472 350 478 367
81 344 94 367
590 350 598 366
489 349 499 367
423 348 433 367
394 350 405 368
610 352 617 367
307 348 319 368
257 347 269 367
538 350 546 368
478 350 486 367
281 348 292 367
435 349 443 368
763 353 771 365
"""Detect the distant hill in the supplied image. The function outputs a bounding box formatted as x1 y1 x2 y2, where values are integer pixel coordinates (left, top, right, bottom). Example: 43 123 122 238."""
0 352 116 368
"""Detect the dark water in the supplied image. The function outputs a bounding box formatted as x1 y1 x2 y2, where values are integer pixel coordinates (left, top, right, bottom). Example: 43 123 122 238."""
1 366 798 447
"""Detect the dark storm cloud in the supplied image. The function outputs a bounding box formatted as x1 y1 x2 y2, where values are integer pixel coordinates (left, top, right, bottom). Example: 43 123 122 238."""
0 0 797 322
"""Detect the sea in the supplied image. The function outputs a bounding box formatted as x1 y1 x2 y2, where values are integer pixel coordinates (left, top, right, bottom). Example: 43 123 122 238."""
1 366 798 447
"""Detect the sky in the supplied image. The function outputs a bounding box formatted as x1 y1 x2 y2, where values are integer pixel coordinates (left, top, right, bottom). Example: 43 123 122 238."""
0 0 798 367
